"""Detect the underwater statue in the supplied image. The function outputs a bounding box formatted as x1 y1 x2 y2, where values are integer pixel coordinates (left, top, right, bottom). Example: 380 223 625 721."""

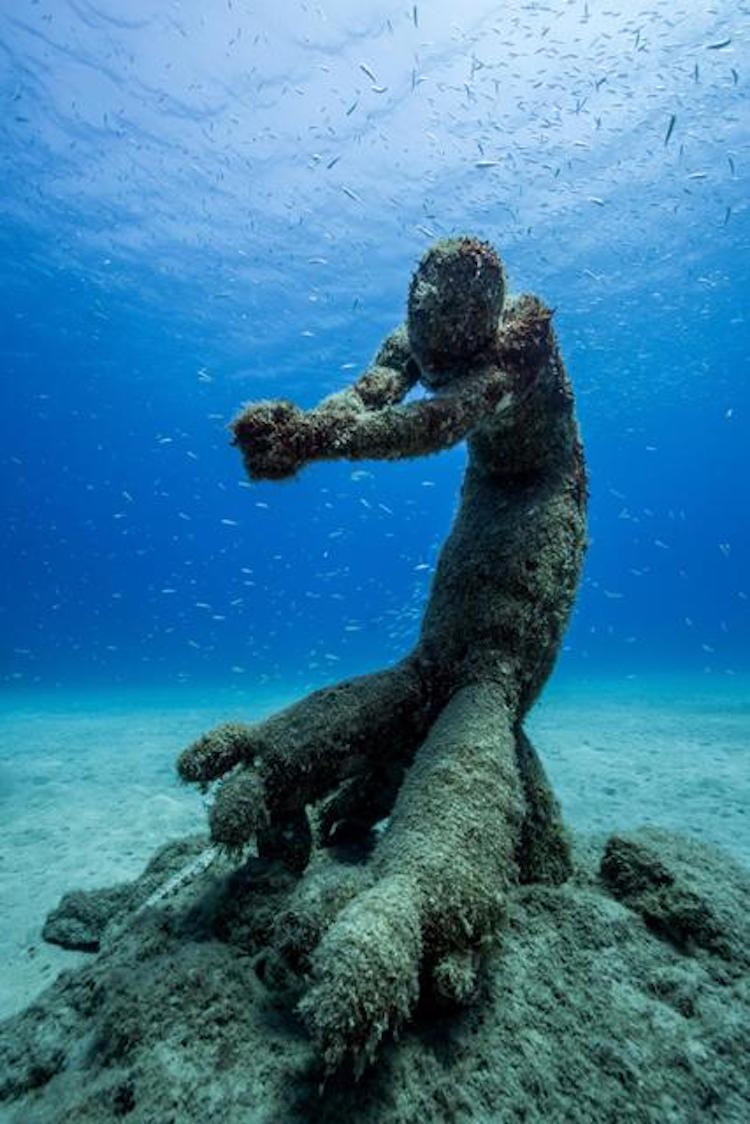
177 237 588 1074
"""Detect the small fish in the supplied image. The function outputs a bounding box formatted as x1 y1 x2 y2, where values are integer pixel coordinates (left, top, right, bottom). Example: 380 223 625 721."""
706 38 731 50
664 113 676 146
728 155 735 175
413 4 418 28
687 171 707 180
326 155 341 170
475 159 500 168
724 206 732 226
588 196 605 206
731 68 738 85
345 100 358 116
359 63 377 82
220 518 239 526
341 185 362 202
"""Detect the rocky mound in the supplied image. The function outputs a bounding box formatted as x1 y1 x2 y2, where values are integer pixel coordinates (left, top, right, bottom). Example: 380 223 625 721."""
0 827 747 1124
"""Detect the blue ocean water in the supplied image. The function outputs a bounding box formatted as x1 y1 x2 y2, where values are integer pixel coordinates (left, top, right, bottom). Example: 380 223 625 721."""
1 0 748 695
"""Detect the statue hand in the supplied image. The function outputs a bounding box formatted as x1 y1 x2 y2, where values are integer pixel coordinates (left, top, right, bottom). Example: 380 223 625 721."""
231 399 309 480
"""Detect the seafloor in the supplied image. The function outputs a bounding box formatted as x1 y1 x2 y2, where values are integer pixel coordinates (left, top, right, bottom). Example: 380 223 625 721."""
0 674 748 1122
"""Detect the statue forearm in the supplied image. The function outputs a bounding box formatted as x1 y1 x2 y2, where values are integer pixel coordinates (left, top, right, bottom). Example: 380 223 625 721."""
316 325 419 415
308 368 513 464
354 324 420 408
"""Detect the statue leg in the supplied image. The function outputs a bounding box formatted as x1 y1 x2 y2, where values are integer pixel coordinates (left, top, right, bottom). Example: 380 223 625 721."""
514 727 572 885
298 681 525 1074
177 656 434 863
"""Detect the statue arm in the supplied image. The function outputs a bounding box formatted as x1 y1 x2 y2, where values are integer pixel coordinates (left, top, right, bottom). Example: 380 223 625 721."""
230 365 513 481
347 323 421 409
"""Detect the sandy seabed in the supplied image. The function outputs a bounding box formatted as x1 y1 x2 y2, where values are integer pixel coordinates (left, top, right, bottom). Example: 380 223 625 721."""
0 673 747 1023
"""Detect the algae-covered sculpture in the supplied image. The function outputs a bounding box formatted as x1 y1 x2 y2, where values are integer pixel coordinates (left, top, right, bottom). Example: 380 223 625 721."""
178 237 588 1074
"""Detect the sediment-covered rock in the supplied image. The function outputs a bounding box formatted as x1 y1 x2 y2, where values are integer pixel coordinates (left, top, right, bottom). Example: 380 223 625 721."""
0 827 747 1124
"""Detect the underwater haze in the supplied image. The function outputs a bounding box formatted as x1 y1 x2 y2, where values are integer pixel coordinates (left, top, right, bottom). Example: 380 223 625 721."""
1 0 748 692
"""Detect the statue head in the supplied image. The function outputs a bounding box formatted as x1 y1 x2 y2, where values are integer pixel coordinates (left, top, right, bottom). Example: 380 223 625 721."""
407 237 505 387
